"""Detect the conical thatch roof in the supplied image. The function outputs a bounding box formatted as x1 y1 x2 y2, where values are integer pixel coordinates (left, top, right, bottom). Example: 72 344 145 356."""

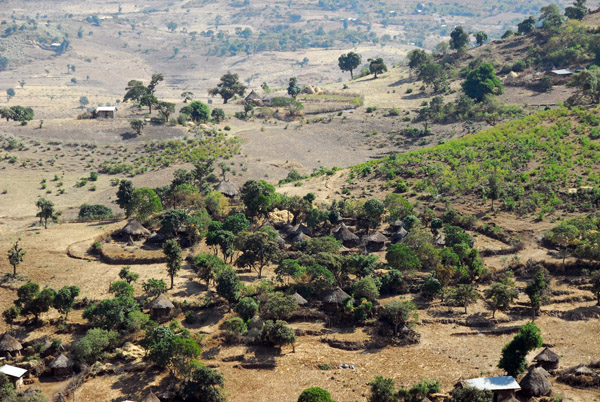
322 287 351 305
534 347 560 363
245 90 262 102
392 227 408 243
149 294 174 310
575 365 593 375
520 366 552 397
215 180 239 198
49 354 74 369
141 392 161 402
0 333 22 352
121 220 151 236
364 232 388 244
291 231 308 243
333 224 359 243
292 292 308 306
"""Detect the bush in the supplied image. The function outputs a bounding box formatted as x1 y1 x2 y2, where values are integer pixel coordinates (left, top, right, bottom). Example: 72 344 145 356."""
451 386 493 402
260 292 297 321
234 297 258 321
351 277 379 301
224 317 247 335
73 328 119 363
78 203 113 220
298 387 334 402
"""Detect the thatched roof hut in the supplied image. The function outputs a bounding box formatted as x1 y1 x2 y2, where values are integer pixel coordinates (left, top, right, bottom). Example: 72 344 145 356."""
121 220 151 239
574 365 593 375
141 391 161 402
333 223 360 248
0 333 22 358
391 227 408 243
244 90 263 106
48 354 74 377
364 232 388 252
292 292 308 306
520 366 552 397
149 294 174 321
534 347 560 370
290 231 309 244
322 287 350 306
215 180 240 198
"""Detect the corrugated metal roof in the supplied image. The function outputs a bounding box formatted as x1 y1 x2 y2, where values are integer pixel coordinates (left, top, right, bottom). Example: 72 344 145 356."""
463 376 520 391
96 106 117 112
550 69 574 75
0 364 27 378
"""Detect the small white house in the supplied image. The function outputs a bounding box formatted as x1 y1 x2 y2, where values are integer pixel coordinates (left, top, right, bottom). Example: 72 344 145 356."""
0 364 27 389
460 376 520 402
94 106 117 118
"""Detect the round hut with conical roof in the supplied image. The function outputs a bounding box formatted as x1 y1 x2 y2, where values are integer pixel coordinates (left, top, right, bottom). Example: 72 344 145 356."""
0 333 23 359
141 391 161 402
322 287 351 312
333 223 360 248
533 347 560 370
520 366 552 397
149 294 175 321
215 180 240 198
121 220 151 241
363 232 388 252
292 292 308 307
48 353 74 378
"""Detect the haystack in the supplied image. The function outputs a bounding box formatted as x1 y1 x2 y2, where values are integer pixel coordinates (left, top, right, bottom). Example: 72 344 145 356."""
534 347 560 370
48 354 74 377
149 294 174 321
121 220 151 239
364 232 388 252
333 223 360 248
215 180 240 198
302 85 316 94
292 292 308 306
141 391 161 402
520 366 552 397
0 333 22 359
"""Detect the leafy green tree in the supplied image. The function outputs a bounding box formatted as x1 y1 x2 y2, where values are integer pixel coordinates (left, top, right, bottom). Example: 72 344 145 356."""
116 179 135 217
9 105 34 125
166 21 178 32
501 30 514 39
338 52 362 79
216 267 243 309
287 77 301 99
119 266 139 284
131 187 163 221
83 295 140 331
345 254 378 278
540 4 563 29
384 193 413 222
240 179 276 219
211 107 225 122
484 277 517 318
545 223 579 266
16 281 39 310
449 26 470 51
148 73 164 94
109 280 134 298
73 328 119 363
298 387 334 402
407 49 431 77
382 300 417 336
193 253 226 288
35 198 55 229
368 57 387 78
0 56 7 71
163 239 182 289
2 306 19 329
565 0 588 20
351 277 379 302
183 364 226 402
462 63 503 101
570 65 600 104
236 229 281 279
260 320 296 351
367 376 397 402
181 91 194 103
487 168 501 210
449 284 478 314
517 16 536 34
180 101 210 122
157 101 175 121
498 322 543 376
223 213 250 234
7 240 25 277
525 269 550 318
24 288 56 321
6 88 15 99
53 285 80 320
123 80 148 103
208 72 247 104
130 119 145 135
419 62 447 92
142 278 168 297
475 31 488 46
139 93 158 114
386 243 422 273
235 297 259 321
362 199 385 231
260 292 297 321
451 387 493 402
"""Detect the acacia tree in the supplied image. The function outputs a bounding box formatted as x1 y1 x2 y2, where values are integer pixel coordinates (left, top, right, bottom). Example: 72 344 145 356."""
382 300 417 336
7 240 25 277
163 239 182 289
368 58 387 78
338 52 362 79
130 119 146 135
36 198 55 229
236 229 281 279
208 72 246 104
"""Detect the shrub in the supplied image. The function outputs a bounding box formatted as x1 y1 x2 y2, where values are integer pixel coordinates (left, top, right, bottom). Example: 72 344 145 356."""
224 317 247 335
234 297 258 321
73 328 119 363
351 277 379 301
298 387 334 402
78 203 113 220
